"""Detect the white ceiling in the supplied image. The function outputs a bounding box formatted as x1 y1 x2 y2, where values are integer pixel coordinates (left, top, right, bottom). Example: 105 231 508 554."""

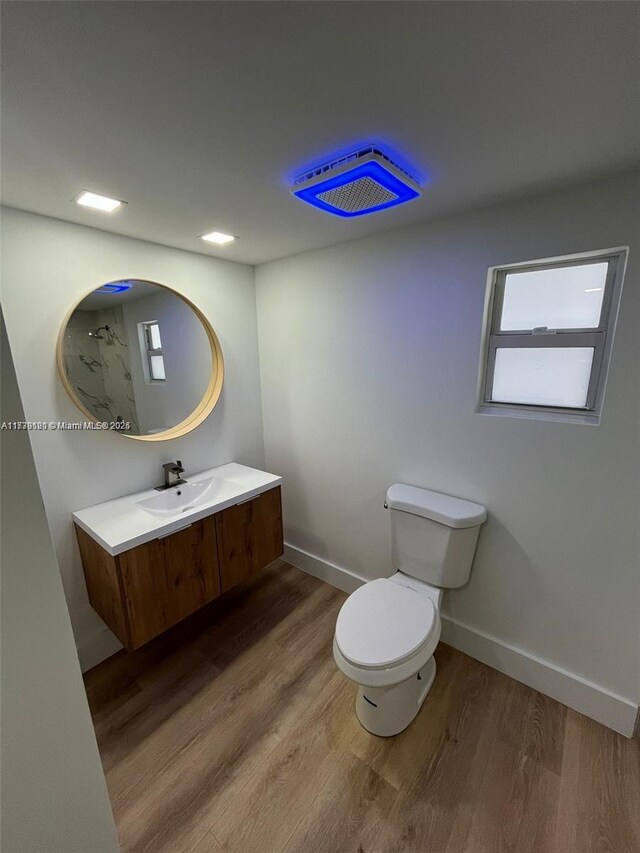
75 280 162 311
2 2 639 266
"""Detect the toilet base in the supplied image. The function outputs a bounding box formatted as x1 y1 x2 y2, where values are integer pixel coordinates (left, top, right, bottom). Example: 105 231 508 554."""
355 655 437 737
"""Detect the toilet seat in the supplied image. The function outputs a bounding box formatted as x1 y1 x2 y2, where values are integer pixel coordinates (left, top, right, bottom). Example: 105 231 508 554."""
335 578 438 669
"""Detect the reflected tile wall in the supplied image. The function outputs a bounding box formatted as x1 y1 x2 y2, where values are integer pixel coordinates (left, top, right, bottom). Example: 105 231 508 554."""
64 308 140 432
95 306 139 432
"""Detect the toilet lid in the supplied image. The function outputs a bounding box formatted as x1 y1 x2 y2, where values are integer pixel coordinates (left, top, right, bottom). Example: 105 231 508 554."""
335 578 437 668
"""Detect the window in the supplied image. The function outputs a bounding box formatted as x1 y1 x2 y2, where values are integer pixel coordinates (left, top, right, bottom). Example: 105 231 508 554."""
478 248 627 424
140 321 166 381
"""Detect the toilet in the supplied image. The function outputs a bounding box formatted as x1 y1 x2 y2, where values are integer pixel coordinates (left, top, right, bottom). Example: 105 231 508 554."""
333 483 487 737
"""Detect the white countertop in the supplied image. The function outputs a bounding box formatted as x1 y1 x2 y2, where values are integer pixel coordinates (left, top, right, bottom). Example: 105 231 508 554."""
72 463 282 556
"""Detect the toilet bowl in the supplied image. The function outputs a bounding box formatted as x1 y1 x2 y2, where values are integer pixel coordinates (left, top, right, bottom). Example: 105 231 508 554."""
333 574 443 736
333 484 486 737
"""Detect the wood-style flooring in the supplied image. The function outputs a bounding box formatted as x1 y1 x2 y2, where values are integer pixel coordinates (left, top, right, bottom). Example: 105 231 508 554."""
84 560 640 853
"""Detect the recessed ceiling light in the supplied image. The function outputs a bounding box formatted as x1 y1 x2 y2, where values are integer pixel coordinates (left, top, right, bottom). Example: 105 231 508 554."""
76 190 124 213
201 231 236 245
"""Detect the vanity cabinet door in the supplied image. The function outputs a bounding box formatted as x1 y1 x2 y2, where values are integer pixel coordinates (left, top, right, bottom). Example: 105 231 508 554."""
118 516 221 648
75 524 131 648
216 486 284 592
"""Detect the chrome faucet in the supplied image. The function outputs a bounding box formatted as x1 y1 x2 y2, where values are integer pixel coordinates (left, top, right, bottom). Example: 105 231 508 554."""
156 460 186 490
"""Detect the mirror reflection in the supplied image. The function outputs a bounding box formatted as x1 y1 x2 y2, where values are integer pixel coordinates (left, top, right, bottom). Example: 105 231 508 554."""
61 280 214 436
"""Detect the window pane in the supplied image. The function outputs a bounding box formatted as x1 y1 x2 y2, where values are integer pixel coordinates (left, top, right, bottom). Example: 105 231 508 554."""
150 355 166 380
491 347 594 408
500 262 607 331
149 323 162 350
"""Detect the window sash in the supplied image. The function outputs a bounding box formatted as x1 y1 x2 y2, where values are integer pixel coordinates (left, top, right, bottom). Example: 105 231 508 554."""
149 354 166 381
484 331 606 411
143 323 162 353
490 254 619 336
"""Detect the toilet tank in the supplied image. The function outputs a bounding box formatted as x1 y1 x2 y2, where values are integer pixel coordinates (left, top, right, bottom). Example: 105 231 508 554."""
386 484 487 588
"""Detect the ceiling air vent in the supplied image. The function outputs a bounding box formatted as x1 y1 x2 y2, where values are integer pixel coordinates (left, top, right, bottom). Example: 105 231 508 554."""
291 144 421 217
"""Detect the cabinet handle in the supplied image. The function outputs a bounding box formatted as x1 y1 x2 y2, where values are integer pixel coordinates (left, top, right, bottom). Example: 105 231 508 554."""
157 523 192 540
236 494 259 506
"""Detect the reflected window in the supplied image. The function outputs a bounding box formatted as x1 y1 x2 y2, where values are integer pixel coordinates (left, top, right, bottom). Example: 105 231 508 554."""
140 321 166 382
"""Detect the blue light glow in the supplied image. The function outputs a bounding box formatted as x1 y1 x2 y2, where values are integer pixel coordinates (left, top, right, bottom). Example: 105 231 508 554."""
288 140 428 187
292 160 420 218
96 281 133 294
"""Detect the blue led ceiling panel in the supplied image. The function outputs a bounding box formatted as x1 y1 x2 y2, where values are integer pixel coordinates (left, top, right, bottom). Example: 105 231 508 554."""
96 282 133 294
291 145 421 217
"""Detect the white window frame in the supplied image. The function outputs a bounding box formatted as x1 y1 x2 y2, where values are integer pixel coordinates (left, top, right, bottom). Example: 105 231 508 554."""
476 247 628 425
139 320 166 383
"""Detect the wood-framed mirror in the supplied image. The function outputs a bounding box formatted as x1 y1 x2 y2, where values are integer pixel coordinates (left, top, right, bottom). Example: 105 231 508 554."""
56 279 224 441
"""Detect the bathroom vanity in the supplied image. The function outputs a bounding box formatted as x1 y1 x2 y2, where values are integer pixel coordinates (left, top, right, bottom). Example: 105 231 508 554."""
73 463 283 650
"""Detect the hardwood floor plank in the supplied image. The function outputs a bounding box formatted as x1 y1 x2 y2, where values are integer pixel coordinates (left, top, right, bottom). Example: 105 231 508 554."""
555 709 640 853
554 708 581 852
447 730 561 853
367 656 498 853
440 672 566 853
108 587 344 851
83 562 640 853
280 752 398 853
212 670 361 853
348 643 467 793
94 648 220 771
185 830 224 853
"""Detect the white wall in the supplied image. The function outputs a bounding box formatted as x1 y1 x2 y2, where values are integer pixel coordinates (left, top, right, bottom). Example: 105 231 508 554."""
122 289 212 434
255 174 640 708
1 315 120 853
1 208 265 669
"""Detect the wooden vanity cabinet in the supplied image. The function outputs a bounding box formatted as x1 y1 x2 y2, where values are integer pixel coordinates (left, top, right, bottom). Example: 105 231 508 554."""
216 486 283 592
76 515 221 650
118 517 221 648
75 486 283 651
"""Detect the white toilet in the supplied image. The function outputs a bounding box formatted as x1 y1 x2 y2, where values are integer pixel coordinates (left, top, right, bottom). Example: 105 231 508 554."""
333 483 487 737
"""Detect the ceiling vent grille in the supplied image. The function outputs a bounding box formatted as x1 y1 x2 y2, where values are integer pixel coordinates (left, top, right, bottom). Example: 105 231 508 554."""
290 144 421 218
317 176 399 214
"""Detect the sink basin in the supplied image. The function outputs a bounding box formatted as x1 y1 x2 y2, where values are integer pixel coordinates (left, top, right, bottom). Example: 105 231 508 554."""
73 463 282 556
137 478 221 516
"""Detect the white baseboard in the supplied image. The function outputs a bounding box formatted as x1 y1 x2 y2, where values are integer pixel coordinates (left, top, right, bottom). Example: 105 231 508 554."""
77 627 123 673
283 543 369 593
284 542 638 738
440 617 638 738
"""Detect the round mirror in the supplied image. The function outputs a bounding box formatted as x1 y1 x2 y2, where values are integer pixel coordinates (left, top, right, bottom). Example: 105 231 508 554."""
56 279 224 440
